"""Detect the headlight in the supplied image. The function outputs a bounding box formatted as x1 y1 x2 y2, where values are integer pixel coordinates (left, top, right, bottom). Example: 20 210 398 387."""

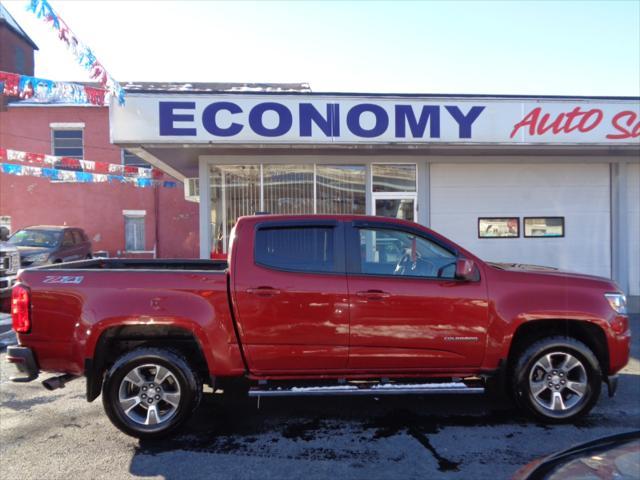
26 253 49 263
604 293 627 315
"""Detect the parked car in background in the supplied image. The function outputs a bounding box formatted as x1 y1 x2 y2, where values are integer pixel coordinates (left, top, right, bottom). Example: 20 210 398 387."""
7 226 92 267
0 228 20 309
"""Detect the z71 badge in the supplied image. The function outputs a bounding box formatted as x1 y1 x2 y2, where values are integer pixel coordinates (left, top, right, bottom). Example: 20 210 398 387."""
43 275 84 284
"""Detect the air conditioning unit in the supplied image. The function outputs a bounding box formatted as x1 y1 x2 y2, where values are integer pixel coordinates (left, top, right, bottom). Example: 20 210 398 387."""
184 178 199 203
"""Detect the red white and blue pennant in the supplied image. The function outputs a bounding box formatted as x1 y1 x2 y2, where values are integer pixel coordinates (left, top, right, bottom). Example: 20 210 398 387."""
26 0 125 105
0 70 106 105
0 149 177 188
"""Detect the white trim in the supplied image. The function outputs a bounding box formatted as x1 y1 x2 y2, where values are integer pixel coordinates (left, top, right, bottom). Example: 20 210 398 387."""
122 210 146 217
49 122 85 129
418 160 430 227
312 164 317 214
259 164 265 212
611 162 629 293
198 159 212 259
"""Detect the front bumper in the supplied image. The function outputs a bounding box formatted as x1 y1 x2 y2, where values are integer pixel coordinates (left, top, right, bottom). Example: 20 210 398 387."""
6 346 39 382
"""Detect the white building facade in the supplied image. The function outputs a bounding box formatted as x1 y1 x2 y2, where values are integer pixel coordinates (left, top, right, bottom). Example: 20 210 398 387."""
110 92 640 306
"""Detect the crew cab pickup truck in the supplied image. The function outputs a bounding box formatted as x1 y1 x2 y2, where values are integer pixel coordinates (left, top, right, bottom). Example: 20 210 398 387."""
7 215 631 438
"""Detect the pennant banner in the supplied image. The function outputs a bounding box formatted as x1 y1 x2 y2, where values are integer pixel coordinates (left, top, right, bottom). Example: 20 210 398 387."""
0 70 106 105
26 0 125 105
0 162 177 188
0 148 159 178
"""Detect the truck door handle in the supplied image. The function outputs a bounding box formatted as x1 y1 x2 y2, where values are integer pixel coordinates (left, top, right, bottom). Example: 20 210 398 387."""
246 287 281 297
355 290 390 300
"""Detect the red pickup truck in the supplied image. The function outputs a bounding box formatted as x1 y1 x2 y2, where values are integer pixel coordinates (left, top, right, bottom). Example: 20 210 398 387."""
7 215 630 438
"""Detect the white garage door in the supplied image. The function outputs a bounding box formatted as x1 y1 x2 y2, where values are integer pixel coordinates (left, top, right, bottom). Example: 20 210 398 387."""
430 163 611 279
628 163 640 296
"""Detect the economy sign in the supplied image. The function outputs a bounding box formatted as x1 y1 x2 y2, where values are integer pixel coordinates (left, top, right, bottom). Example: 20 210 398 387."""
110 94 640 145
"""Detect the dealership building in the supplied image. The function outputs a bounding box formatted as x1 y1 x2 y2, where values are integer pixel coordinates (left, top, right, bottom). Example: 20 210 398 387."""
110 92 640 304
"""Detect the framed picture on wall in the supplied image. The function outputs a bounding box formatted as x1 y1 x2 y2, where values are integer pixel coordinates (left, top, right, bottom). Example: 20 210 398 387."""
524 217 565 238
478 217 519 238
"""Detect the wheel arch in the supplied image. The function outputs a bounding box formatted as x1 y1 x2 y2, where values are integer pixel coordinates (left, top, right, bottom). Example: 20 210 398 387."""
86 324 210 402
507 319 609 376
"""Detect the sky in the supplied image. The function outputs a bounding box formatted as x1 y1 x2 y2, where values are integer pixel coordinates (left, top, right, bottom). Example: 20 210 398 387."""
3 0 640 96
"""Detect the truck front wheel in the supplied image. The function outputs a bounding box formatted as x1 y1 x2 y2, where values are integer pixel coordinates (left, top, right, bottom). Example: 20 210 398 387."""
102 348 202 439
513 336 601 423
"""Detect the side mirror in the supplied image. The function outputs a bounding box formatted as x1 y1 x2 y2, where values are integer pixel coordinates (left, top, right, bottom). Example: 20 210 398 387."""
455 258 479 282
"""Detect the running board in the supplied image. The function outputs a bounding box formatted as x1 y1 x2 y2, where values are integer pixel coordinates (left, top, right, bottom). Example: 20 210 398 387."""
248 382 484 397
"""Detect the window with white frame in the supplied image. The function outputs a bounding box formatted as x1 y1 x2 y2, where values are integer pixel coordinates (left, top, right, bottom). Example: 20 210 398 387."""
122 149 150 168
123 211 146 251
51 128 84 159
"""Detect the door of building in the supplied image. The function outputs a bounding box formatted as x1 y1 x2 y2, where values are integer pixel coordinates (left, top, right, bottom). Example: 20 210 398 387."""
371 164 418 221
373 193 417 221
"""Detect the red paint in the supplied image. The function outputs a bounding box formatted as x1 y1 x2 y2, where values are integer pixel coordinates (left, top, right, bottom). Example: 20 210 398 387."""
12 214 630 382
510 106 640 141
0 105 198 258
606 111 640 139
0 26 36 77
510 107 604 138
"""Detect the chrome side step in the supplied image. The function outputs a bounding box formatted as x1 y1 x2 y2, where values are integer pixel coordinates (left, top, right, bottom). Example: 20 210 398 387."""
248 382 484 397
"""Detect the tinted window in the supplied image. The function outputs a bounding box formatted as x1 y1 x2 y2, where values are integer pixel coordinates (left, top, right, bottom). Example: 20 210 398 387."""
72 230 83 244
61 231 74 246
8 229 61 247
52 129 83 159
358 228 456 278
256 227 336 273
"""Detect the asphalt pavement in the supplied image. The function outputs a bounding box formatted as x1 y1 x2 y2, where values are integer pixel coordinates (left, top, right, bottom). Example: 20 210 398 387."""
1 317 639 480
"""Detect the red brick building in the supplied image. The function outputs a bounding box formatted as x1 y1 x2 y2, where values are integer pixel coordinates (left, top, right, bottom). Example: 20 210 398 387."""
0 4 199 258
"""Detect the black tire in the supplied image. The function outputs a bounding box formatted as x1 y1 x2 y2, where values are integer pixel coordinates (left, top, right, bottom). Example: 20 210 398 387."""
512 336 601 423
102 347 202 439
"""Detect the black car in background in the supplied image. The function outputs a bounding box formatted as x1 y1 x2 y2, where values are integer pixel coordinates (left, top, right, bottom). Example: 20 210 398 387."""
8 226 92 267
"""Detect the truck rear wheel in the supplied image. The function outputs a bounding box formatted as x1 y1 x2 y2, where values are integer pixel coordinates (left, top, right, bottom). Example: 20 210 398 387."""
102 348 202 439
513 336 601 423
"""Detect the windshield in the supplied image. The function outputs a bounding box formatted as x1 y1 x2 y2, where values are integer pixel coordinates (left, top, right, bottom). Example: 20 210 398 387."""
8 229 61 248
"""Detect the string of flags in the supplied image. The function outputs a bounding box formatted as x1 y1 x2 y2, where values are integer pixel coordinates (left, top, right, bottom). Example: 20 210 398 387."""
26 0 125 105
0 70 106 105
0 149 177 188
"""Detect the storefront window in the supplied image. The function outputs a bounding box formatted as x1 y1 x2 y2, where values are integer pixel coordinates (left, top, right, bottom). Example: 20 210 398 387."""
316 165 366 214
210 163 366 254
263 165 314 214
524 217 565 237
478 217 520 238
210 165 260 256
372 164 416 192
375 198 415 221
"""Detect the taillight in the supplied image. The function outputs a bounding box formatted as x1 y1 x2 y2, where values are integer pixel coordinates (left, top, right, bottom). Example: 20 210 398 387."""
11 284 31 333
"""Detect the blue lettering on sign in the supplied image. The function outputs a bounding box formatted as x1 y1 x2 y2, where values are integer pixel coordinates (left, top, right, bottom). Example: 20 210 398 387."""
157 100 486 140
395 105 440 138
159 102 197 136
202 102 243 137
300 103 340 137
347 103 389 138
249 102 293 137
445 106 485 139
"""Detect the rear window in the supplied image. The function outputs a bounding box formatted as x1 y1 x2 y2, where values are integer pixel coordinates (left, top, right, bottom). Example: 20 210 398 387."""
72 230 83 244
255 227 336 273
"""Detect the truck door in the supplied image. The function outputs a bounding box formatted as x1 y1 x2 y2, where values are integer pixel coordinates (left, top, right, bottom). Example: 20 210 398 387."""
232 219 349 373
346 220 489 370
